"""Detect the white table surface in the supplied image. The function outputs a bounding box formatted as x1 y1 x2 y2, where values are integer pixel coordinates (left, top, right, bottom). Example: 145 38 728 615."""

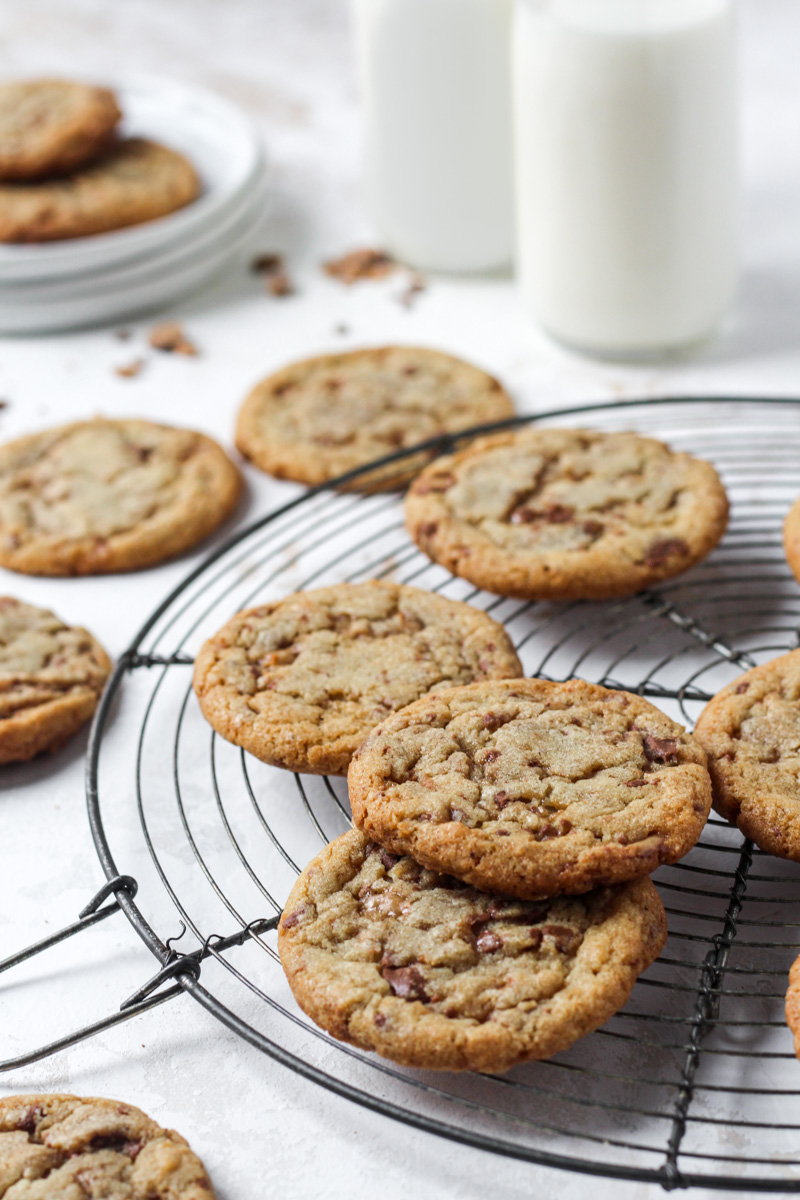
1 2 799 1197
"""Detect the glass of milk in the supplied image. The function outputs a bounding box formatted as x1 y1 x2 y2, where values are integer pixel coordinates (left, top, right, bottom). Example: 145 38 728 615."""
352 0 515 273
513 0 740 358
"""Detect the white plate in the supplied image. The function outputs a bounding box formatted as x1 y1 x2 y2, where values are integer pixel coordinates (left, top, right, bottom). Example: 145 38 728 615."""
0 199 266 333
0 75 265 283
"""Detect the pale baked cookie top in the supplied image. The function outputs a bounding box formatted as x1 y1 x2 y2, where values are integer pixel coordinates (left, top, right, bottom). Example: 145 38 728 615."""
0 138 200 243
0 1094 215 1198
0 418 242 576
0 597 111 764
349 677 711 899
405 427 729 601
234 347 514 488
193 581 522 776
0 79 121 180
694 650 800 862
278 830 667 1072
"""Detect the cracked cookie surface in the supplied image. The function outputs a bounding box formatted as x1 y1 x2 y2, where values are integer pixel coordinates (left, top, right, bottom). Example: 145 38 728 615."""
405 427 729 600
0 417 242 575
0 1094 215 1198
278 829 667 1072
0 79 121 181
349 677 711 898
694 650 800 860
0 138 200 243
0 597 111 763
193 581 522 776
235 346 514 488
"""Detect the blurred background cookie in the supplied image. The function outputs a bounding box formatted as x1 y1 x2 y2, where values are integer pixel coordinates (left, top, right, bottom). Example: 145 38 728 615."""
235 346 514 489
0 78 121 180
0 137 200 243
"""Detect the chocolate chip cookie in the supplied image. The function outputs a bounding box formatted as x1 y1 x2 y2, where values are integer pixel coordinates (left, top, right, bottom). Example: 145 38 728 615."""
0 418 242 576
0 597 111 764
405 427 729 601
234 346 514 488
0 138 200 243
783 497 800 586
278 829 667 1072
349 678 711 899
0 79 121 181
193 581 522 776
693 650 800 860
0 1094 216 1198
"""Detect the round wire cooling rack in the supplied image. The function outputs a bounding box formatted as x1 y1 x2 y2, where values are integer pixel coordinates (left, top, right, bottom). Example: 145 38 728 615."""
4 395 800 1192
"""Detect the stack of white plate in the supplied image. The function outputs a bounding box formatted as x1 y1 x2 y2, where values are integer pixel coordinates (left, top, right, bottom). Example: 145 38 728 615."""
0 76 267 334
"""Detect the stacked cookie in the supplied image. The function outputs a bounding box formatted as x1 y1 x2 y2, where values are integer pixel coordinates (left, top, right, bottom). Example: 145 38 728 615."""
0 79 199 242
193 580 718 1072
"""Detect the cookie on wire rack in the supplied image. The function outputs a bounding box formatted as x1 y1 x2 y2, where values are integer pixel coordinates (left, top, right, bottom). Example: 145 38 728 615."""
0 1093 217 1197
0 596 111 764
0 417 242 576
193 581 522 776
278 829 667 1073
349 677 711 899
783 497 800 586
694 649 800 861
0 79 121 180
405 427 729 601
234 346 514 489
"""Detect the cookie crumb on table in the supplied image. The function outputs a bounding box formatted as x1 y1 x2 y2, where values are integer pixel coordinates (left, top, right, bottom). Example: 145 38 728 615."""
115 358 145 379
266 269 293 296
398 271 427 308
251 252 283 274
148 322 198 356
323 247 397 284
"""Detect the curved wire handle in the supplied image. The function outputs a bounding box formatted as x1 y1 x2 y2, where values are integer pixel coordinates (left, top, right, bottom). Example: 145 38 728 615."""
0 875 277 1072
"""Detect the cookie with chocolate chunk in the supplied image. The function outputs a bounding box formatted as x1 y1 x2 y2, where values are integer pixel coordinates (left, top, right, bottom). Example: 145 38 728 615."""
694 650 800 861
193 581 522 775
235 346 513 489
0 597 111 763
278 829 667 1072
0 79 121 180
0 1093 216 1197
349 677 711 899
0 417 241 575
0 138 200 243
405 427 728 601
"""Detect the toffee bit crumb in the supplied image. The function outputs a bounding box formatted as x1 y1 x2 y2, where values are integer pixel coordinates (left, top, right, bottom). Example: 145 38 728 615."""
114 328 132 341
115 358 145 379
266 268 294 297
149 322 198 356
0 399 9 409
323 247 397 285
397 270 427 308
251 252 284 274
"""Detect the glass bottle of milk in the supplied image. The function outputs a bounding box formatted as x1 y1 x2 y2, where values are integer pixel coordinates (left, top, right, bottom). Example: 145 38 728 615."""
352 0 515 273
513 0 739 358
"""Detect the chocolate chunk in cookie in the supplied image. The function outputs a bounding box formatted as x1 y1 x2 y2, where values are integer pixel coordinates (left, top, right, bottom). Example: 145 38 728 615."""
349 677 711 899
278 829 667 1072
193 581 522 776
406 427 729 601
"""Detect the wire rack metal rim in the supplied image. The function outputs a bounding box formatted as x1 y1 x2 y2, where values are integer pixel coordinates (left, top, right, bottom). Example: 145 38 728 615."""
6 393 798 1193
